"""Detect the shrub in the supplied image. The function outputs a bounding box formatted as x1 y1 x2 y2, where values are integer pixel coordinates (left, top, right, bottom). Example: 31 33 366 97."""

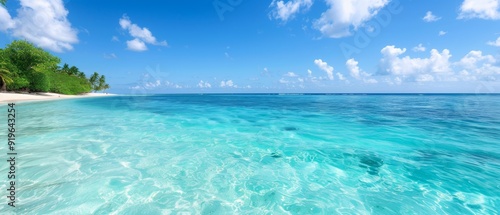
48 72 91 95
29 72 50 92
7 76 29 91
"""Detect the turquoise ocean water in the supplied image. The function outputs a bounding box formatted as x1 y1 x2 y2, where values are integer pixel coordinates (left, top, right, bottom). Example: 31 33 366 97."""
1 94 499 214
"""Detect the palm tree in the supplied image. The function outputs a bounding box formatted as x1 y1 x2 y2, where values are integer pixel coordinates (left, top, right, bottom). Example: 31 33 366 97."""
69 66 79 76
0 65 14 91
59 63 70 74
89 72 99 92
102 84 110 93
98 75 106 92
77 72 86 79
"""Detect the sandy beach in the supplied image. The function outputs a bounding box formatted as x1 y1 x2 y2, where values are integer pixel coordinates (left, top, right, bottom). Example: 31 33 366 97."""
0 92 116 104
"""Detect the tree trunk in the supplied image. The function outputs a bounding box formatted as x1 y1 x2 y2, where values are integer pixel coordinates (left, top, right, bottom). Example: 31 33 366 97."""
0 80 6 92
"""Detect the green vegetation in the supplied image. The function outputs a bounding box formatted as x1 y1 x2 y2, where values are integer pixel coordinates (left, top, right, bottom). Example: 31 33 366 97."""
89 72 110 92
0 40 110 95
0 62 14 91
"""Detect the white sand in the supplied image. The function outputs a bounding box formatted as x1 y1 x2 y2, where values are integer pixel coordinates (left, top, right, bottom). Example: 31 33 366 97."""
0 92 116 104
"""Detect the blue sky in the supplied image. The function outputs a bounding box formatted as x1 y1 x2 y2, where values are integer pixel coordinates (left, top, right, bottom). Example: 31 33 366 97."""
1 0 500 93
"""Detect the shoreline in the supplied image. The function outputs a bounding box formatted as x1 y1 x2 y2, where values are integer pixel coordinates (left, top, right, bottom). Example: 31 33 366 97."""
0 92 117 104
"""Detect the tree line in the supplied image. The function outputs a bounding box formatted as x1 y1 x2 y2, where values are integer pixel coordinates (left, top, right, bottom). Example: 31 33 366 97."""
0 40 109 95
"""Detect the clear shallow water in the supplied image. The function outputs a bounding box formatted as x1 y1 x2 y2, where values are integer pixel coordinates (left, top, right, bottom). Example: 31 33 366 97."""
1 94 499 214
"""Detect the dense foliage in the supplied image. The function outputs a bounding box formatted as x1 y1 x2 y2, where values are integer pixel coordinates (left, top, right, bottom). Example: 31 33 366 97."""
89 72 110 92
0 40 109 95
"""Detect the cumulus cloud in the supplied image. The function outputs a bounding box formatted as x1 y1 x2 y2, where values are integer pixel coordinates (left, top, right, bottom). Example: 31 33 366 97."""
415 74 435 82
313 0 390 38
0 6 14 31
279 78 289 84
379 45 452 82
423 11 441 22
198 80 212 88
269 0 313 22
346 58 361 79
220 80 237 88
412 43 426 52
487 36 500 47
314 59 335 80
285 72 298 77
378 45 500 82
336 72 346 81
129 67 183 90
439 31 447 36
307 69 313 77
119 15 167 51
130 79 182 90
458 0 500 20
145 80 161 88
0 0 78 52
126 38 147 51
457 51 500 80
346 58 378 83
304 69 324 82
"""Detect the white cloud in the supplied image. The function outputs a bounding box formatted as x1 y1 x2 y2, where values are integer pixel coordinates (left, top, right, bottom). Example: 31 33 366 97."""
262 67 271 76
459 0 500 20
412 43 426 52
416 74 435 82
130 80 167 90
313 0 390 38
423 11 441 22
346 58 378 83
0 7 14 31
394 77 403 85
279 78 289 84
336 72 346 81
198 80 212 88
378 45 500 83
119 15 167 51
269 0 313 22
145 80 161 88
364 78 378 84
487 36 500 47
130 85 141 90
306 69 322 82
112 36 119 42
346 58 361 79
285 72 298 77
314 59 335 80
439 31 447 36
130 68 183 90
104 53 118 59
457 51 500 79
379 45 452 77
126 38 147 52
459 51 496 69
220 80 237 88
0 0 78 52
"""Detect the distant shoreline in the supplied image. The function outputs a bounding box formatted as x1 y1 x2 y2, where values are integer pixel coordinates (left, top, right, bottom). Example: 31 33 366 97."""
0 92 116 104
